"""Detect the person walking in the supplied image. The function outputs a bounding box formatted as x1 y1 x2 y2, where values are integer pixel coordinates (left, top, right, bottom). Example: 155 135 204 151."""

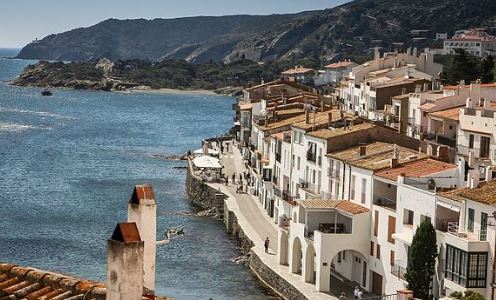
225 176 228 186
357 289 363 299
239 173 243 184
264 237 270 253
354 286 360 299
232 173 236 184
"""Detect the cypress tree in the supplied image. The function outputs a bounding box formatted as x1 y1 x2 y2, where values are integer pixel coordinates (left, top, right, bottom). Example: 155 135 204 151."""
405 218 438 299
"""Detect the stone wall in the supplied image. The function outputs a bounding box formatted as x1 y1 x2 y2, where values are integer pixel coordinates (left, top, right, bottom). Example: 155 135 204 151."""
249 251 307 300
223 202 254 254
185 161 226 217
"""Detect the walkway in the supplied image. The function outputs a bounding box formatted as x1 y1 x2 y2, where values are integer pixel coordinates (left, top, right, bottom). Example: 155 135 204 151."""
207 141 362 299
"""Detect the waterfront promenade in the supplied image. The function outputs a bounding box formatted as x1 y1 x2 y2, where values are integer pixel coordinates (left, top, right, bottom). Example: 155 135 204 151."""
206 142 362 300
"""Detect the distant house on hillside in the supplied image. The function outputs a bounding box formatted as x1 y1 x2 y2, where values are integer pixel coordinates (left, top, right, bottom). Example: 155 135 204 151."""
281 66 316 85
443 28 496 57
314 60 357 86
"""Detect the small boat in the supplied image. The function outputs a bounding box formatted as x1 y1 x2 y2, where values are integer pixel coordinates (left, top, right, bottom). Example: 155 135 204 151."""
41 89 53 96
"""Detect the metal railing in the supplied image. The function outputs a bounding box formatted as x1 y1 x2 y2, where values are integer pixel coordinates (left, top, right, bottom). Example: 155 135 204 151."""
424 133 457 148
391 261 407 280
447 222 483 241
275 152 281 162
373 196 397 209
307 151 317 162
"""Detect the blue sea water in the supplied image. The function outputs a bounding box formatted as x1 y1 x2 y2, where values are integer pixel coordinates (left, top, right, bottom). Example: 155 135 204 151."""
0 49 269 299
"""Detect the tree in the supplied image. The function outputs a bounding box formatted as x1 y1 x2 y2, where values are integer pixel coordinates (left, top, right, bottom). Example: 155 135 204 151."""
480 55 494 83
441 49 480 85
404 218 438 299
450 291 485 300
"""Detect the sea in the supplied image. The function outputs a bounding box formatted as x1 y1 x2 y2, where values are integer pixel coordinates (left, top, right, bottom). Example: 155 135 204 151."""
0 48 270 299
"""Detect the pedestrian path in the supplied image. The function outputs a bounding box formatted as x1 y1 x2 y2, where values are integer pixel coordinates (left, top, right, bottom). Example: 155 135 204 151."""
208 141 336 299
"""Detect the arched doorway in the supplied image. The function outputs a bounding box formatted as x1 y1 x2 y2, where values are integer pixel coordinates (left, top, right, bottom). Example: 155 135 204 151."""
278 230 289 266
291 237 302 274
304 244 316 284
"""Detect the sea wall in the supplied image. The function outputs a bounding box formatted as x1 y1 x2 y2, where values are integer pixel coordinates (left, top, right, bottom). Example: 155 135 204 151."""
185 160 226 217
186 162 307 300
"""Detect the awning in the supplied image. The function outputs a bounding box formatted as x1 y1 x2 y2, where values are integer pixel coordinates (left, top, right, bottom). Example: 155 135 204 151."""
192 156 222 169
193 148 219 155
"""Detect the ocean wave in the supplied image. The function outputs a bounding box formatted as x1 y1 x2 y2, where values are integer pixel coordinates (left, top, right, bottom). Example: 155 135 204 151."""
0 107 74 120
0 122 51 133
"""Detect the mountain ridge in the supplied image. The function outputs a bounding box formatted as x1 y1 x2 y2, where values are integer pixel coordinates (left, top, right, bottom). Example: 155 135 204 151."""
16 0 496 63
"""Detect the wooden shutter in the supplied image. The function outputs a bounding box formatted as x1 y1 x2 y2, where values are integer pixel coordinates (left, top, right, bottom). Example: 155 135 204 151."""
388 216 396 244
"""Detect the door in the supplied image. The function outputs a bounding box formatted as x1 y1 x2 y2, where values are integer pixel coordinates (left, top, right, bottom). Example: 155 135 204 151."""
372 272 383 295
352 255 362 283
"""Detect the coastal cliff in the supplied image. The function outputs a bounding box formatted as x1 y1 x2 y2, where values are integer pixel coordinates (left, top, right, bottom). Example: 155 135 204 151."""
16 0 496 63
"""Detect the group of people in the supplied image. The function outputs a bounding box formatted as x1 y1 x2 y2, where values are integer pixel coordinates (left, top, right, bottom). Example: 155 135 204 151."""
339 286 363 300
229 171 253 193
215 138 230 154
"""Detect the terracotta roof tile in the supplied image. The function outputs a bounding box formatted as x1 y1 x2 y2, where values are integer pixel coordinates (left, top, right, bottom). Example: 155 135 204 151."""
325 61 355 69
375 159 458 181
439 180 496 205
282 67 315 75
308 123 375 140
430 106 463 121
297 199 369 214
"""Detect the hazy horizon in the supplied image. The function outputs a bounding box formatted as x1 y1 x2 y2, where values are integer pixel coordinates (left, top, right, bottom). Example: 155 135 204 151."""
0 0 348 48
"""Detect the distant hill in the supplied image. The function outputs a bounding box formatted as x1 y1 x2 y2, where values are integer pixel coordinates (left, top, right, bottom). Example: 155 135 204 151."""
16 0 496 63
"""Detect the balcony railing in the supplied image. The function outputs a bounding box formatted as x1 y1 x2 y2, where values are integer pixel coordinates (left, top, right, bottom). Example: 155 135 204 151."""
424 133 456 148
274 187 282 198
447 222 483 242
373 196 397 210
391 261 407 281
275 152 281 162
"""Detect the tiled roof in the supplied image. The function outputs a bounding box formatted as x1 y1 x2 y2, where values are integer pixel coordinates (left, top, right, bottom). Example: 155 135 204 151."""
282 67 315 75
418 102 436 111
0 263 169 300
130 184 156 205
375 158 458 181
297 199 369 215
307 123 375 140
292 110 346 130
0 263 106 300
325 61 355 69
429 106 463 121
439 180 496 205
327 142 427 171
257 114 306 131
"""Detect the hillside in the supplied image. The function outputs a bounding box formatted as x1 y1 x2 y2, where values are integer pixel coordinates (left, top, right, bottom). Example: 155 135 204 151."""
16 0 496 63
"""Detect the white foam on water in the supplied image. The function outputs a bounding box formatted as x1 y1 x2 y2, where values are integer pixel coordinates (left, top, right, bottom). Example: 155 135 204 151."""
0 122 40 132
0 107 74 120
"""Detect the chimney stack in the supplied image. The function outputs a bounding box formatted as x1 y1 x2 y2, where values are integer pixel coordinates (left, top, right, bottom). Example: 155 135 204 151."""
359 146 367 156
107 223 144 300
467 170 480 189
390 145 400 168
328 111 333 127
466 97 473 108
128 184 157 295
486 166 494 182
305 109 310 124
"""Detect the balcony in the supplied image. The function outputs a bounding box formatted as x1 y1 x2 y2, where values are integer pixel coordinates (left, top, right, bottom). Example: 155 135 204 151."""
444 222 489 253
275 152 281 162
391 261 407 281
373 196 397 210
274 186 282 198
282 190 296 204
424 133 456 148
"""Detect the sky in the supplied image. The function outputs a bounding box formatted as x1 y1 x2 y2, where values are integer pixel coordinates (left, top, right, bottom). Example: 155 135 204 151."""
0 0 348 48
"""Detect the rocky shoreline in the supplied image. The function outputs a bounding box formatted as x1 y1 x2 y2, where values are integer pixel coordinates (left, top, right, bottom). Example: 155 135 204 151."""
10 59 243 96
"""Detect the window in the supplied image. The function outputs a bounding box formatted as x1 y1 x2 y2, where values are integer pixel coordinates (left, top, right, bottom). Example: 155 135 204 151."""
469 134 474 149
390 250 395 266
376 244 381 259
374 211 379 237
307 142 317 162
297 157 301 170
445 245 487 288
351 175 356 200
468 208 474 232
388 216 396 244
481 213 488 241
342 250 346 261
403 209 414 225
361 178 367 204
480 136 490 158
338 252 342 263
370 241 374 256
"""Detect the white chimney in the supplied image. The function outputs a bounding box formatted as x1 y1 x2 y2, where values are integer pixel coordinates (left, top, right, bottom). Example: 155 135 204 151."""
486 166 494 182
128 184 157 295
467 169 480 189
466 97 473 108
107 223 144 300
